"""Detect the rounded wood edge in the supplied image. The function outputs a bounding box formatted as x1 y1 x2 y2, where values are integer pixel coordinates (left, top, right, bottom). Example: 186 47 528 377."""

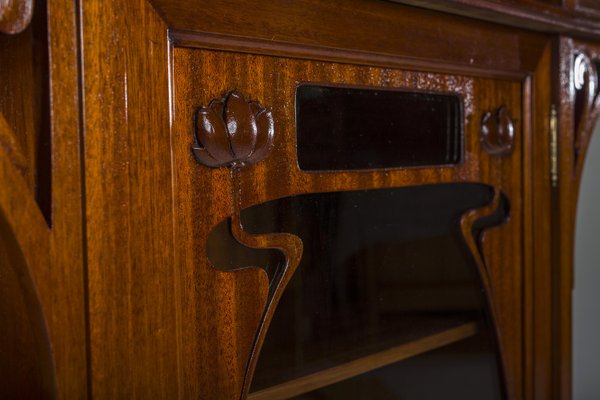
0 209 56 398
0 117 55 396
0 0 34 34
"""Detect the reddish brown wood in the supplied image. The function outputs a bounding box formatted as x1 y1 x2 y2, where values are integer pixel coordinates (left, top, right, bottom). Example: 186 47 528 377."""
0 1 50 195
391 0 600 39
170 45 530 398
480 106 517 156
193 91 275 168
161 0 548 76
0 0 33 34
2 0 597 399
527 42 554 400
0 0 87 398
553 37 600 400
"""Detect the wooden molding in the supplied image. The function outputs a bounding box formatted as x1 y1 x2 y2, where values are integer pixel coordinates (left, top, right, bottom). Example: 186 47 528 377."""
392 0 600 39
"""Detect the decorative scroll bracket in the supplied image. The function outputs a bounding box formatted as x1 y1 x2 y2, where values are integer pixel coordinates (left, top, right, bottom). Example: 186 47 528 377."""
573 52 600 169
192 91 302 399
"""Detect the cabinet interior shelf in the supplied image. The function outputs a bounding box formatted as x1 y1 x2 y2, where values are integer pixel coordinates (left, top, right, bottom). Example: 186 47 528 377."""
248 320 479 400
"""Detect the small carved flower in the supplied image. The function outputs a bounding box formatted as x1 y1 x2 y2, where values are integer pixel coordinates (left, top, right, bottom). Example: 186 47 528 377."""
192 91 275 168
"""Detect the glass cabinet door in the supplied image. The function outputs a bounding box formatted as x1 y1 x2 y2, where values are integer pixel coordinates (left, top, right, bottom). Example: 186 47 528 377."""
209 184 507 399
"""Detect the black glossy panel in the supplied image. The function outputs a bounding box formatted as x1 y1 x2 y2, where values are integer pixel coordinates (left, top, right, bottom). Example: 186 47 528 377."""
207 184 508 399
296 85 463 171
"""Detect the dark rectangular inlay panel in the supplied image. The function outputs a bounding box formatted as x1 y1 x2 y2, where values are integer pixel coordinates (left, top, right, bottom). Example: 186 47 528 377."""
296 84 463 171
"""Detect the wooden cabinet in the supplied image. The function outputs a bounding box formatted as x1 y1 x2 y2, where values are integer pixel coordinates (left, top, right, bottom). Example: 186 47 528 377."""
0 0 599 399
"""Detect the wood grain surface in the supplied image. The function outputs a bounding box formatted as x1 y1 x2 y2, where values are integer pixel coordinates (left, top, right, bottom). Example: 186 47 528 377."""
0 0 87 398
170 46 527 398
4 0 596 399
0 0 33 34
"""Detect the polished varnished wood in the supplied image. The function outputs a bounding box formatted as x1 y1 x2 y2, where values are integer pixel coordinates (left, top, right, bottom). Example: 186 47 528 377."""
0 0 33 34
553 38 600 400
171 46 529 398
0 0 86 398
0 0 50 203
163 0 548 77
392 0 600 38
2 0 598 399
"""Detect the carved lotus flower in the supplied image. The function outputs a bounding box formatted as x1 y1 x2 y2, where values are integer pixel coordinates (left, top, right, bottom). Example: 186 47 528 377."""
192 91 275 168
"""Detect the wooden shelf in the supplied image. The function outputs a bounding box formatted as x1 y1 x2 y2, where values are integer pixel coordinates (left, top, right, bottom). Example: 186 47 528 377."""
248 321 478 400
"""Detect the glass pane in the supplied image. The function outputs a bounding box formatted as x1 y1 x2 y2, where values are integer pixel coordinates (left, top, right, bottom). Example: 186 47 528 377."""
207 184 506 399
296 85 463 171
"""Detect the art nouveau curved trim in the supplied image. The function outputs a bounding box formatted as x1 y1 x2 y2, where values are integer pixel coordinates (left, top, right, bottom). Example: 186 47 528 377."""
229 167 303 400
572 51 600 185
191 91 303 399
460 188 509 398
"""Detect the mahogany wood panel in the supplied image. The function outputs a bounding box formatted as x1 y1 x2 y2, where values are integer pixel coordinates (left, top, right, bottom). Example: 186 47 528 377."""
0 0 87 398
171 46 528 399
0 0 50 198
81 0 179 397
0 0 584 399
391 0 600 39
159 0 548 77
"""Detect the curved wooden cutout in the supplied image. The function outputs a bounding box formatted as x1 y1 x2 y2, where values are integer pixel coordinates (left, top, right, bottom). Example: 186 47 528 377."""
191 92 301 399
573 51 600 181
460 188 509 398
0 0 33 34
229 167 303 400
207 183 510 398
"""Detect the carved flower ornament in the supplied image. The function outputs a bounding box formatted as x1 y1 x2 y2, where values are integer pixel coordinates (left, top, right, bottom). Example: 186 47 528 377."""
192 91 275 168
191 92 301 399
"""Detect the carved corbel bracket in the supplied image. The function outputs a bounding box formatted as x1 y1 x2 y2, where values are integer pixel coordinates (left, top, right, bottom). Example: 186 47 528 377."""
0 0 34 34
573 51 600 171
192 91 302 399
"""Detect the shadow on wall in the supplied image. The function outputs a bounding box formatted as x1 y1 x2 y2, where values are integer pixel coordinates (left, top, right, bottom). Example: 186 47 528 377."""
574 123 600 400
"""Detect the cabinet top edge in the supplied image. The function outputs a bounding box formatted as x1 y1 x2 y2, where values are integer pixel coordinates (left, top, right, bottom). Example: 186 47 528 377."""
390 0 600 39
